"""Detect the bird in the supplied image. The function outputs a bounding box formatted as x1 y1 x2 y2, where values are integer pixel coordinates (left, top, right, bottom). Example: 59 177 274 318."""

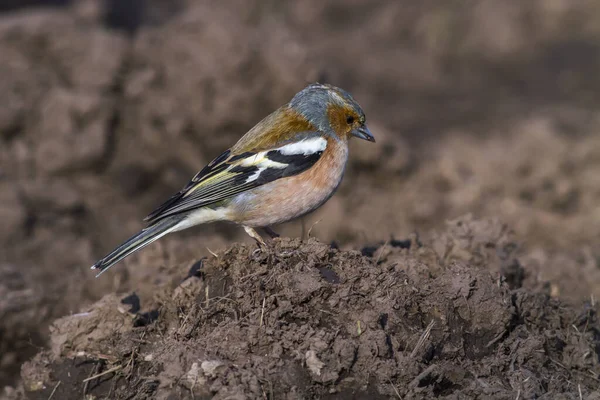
91 83 375 276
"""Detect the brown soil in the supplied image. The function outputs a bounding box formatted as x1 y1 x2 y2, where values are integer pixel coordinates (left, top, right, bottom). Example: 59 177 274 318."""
16 218 600 399
2 0 600 398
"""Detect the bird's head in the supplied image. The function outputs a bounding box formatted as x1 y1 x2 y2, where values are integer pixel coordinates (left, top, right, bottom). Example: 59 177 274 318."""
289 83 375 143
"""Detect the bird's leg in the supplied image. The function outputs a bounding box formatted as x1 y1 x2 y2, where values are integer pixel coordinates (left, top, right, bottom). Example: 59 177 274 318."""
300 217 307 241
244 226 267 247
263 227 280 239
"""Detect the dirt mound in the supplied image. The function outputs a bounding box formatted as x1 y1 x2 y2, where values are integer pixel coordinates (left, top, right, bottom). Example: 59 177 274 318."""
16 217 600 399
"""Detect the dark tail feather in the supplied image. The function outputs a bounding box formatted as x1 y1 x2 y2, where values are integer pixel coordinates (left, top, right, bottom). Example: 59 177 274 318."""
91 216 184 277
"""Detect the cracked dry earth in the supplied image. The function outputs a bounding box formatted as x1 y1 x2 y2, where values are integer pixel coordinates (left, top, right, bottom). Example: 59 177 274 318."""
16 217 600 399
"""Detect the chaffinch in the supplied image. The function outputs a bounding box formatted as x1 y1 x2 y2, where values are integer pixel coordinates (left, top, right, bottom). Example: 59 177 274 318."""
91 83 374 276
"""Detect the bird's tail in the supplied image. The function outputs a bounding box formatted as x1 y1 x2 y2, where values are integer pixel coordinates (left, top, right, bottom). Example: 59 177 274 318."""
91 216 185 277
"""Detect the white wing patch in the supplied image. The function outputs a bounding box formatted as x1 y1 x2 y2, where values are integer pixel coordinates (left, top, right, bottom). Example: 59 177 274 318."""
258 158 288 169
234 137 327 184
234 152 288 184
236 137 325 171
278 137 327 156
245 167 265 183
237 152 287 169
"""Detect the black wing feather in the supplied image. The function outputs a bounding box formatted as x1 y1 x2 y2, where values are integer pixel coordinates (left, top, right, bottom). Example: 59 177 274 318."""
144 150 231 222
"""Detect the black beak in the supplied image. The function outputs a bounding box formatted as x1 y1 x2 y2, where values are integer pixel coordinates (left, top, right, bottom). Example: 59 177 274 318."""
351 125 375 142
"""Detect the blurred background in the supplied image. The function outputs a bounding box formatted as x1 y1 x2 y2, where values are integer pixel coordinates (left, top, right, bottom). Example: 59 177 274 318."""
1 0 600 390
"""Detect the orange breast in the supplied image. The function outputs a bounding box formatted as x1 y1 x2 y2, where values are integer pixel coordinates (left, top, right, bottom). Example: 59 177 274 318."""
231 136 349 227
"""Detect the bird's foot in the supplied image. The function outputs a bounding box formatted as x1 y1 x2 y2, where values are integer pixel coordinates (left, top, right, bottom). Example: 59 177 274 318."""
244 226 267 248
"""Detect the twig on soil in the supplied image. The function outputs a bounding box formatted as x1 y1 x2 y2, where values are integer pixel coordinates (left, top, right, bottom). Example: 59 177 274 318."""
515 389 520 400
583 309 591 334
205 285 210 307
206 247 218 258
240 269 267 282
210 296 239 305
259 296 266 327
47 381 61 400
578 384 582 400
257 377 274 400
409 365 437 388
549 358 567 370
82 365 122 383
189 369 199 400
107 375 118 399
388 379 401 398
130 338 150 344
177 310 192 335
375 240 389 264
509 340 521 371
185 317 204 339
411 320 435 358
93 353 118 363
462 294 471 316
486 329 507 348
82 362 99 398
125 349 137 379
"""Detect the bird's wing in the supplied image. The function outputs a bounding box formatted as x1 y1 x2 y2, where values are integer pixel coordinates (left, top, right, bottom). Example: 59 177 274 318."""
144 133 327 223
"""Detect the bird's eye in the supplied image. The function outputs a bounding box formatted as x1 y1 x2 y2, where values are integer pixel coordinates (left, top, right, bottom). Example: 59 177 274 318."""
346 115 355 125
